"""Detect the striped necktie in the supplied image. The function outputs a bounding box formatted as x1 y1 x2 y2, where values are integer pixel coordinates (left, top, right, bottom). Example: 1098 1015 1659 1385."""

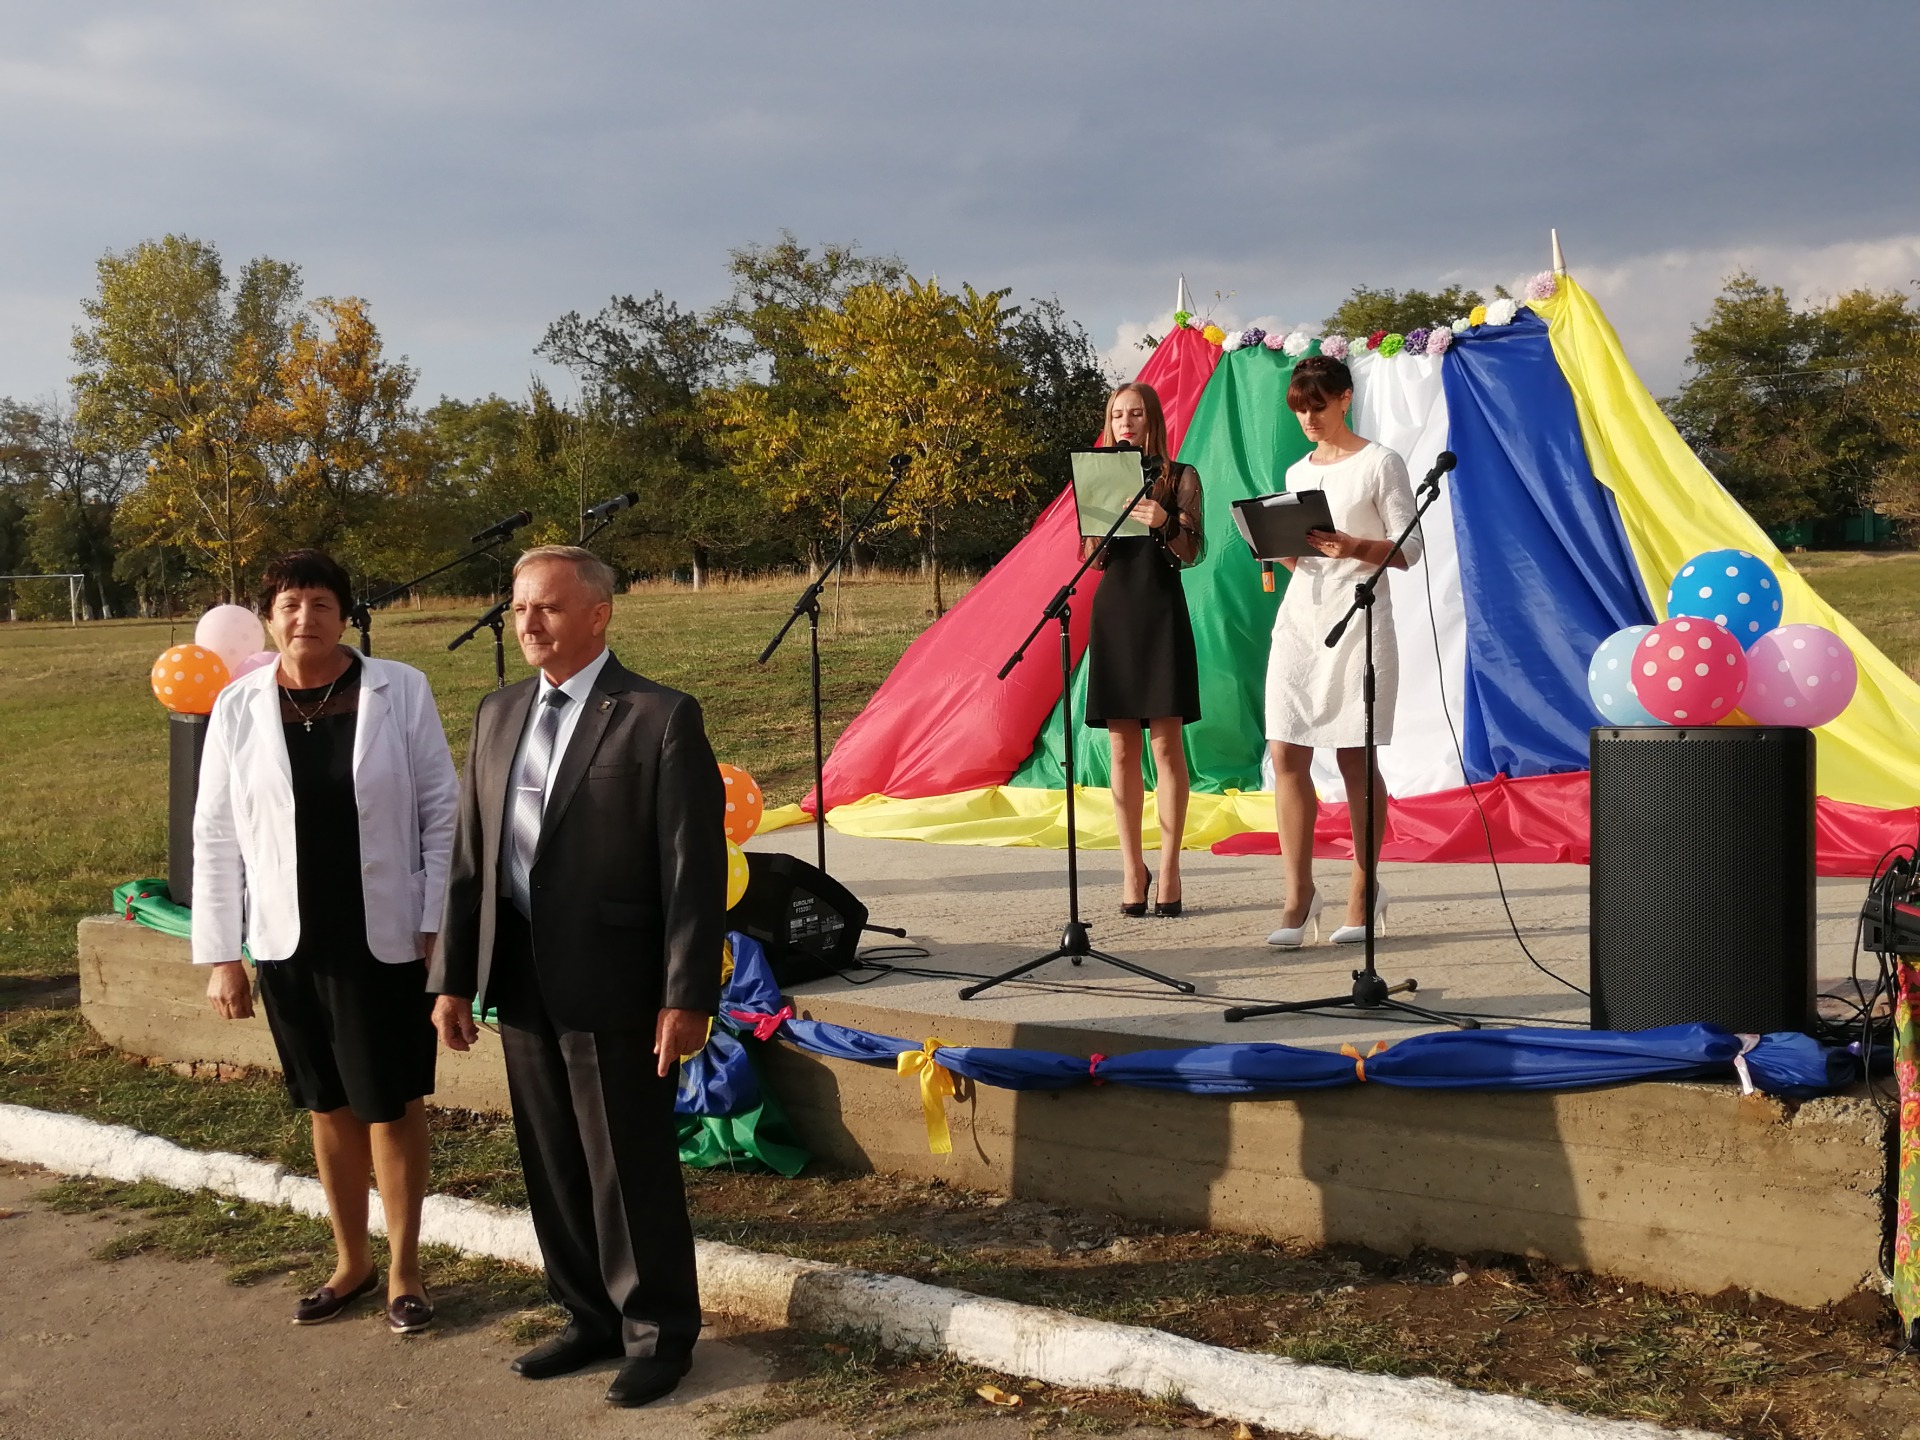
507 688 570 918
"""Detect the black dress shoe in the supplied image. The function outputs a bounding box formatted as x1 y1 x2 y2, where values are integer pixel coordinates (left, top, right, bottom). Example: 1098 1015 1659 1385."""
512 1328 624 1380
605 1354 691 1408
292 1269 379 1325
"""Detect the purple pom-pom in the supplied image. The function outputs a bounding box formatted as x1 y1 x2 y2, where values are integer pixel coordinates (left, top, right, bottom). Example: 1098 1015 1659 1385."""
1240 327 1266 348
1404 327 1431 356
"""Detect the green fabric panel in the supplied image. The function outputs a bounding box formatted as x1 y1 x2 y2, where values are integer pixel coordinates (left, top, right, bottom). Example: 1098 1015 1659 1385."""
111 879 194 941
1010 346 1314 792
675 1043 812 1175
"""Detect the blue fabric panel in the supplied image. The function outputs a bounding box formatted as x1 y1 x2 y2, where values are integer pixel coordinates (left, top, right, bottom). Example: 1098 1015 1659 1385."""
1442 313 1656 780
1095 1042 1357 1094
1744 1031 1861 1097
1361 1022 1739 1090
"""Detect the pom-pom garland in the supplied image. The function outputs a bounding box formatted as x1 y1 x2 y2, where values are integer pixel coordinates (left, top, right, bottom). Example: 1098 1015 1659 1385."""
1366 330 1386 351
1484 297 1520 327
1378 332 1405 357
1467 305 1488 328
1263 330 1289 351
1403 327 1431 356
1426 326 1453 355
1525 270 1557 301
1319 334 1349 360
1220 329 1247 352
1201 324 1226 345
1239 326 1266 348
1282 330 1312 356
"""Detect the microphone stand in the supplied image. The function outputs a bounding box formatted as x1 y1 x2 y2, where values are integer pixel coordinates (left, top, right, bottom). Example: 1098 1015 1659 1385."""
351 535 518 656
1225 465 1476 1029
758 455 911 940
959 457 1195 1001
448 598 510 689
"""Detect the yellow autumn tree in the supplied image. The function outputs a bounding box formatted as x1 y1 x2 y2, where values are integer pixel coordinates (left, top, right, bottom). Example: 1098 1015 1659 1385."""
802 277 1029 614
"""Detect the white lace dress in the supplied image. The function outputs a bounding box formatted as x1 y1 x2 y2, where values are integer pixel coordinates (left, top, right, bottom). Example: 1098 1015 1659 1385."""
1264 442 1424 749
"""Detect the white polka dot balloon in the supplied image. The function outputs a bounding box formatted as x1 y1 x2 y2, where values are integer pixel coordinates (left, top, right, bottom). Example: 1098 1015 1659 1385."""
1664 548 1782 649
1627 617 1748 725
1739 623 1857 727
1586 624 1658 724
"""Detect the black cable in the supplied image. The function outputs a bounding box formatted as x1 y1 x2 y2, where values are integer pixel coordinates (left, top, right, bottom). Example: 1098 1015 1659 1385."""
1418 510 1590 1002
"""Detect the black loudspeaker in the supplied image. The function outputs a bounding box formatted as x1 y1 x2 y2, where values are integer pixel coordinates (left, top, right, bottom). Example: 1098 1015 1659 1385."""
733 852 870 987
167 712 211 907
1589 725 1815 1034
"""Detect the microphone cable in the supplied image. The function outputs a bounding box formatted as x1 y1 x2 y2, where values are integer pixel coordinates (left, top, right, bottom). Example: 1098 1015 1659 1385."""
1415 493 1591 1003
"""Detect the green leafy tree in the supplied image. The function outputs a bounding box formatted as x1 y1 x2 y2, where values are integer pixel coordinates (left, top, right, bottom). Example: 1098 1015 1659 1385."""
72 235 301 600
1323 284 1489 338
0 398 140 616
1666 274 1920 531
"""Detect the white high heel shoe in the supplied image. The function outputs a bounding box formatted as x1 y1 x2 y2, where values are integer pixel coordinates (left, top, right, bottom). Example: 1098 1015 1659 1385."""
1329 884 1389 945
1266 890 1322 949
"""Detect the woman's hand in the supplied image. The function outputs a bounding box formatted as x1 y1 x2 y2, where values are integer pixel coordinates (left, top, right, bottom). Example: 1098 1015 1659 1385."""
1130 498 1168 529
432 994 479 1052
206 961 254 1021
1305 528 1364 560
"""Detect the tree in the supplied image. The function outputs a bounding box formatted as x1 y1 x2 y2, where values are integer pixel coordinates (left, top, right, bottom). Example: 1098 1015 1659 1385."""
1323 284 1489 338
0 397 140 616
72 235 300 600
250 296 427 566
1665 274 1920 531
804 277 1031 615
1005 296 1113 499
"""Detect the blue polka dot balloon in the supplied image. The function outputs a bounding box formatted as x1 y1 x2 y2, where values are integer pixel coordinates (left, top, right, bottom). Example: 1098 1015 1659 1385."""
1665 548 1782 648
1588 624 1659 724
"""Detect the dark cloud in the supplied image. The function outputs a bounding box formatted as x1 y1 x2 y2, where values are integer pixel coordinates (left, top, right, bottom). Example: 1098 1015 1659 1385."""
3 1 1917 401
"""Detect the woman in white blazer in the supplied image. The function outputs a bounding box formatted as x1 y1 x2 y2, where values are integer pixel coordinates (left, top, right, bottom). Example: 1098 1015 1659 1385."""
194 550 458 1334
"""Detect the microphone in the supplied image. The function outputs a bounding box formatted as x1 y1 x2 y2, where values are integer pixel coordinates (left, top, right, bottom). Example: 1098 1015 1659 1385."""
583 491 639 522
1420 452 1458 491
1261 561 1275 593
888 453 912 474
470 510 532 544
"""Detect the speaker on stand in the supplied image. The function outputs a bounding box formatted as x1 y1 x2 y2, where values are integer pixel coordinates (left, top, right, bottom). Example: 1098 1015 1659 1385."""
1589 725 1815 1034
167 712 210 907
731 851 872 988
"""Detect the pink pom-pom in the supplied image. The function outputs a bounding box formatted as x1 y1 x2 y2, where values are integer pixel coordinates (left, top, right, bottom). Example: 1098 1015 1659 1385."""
1320 334 1349 361
1426 326 1452 355
1263 330 1288 350
1525 270 1557 301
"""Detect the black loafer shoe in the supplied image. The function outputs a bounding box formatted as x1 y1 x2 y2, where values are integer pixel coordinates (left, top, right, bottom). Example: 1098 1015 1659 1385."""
387 1292 434 1335
605 1354 691 1408
292 1269 379 1325
512 1328 624 1380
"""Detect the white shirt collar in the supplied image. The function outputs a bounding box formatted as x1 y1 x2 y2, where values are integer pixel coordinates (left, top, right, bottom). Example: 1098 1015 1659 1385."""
537 647 612 709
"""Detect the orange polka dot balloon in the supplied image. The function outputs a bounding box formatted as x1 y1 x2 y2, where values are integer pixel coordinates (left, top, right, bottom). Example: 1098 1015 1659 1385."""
719 763 764 844
149 644 230 714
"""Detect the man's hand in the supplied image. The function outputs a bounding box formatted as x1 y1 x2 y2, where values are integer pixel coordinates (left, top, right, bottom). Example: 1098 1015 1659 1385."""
654 1008 710 1078
432 994 480 1052
206 961 254 1020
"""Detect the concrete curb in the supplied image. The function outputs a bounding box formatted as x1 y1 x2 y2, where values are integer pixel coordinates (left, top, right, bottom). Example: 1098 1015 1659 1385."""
0 1103 1719 1440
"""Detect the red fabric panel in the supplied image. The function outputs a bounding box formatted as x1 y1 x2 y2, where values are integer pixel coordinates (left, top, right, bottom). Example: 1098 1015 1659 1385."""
812 326 1223 811
1211 771 1917 879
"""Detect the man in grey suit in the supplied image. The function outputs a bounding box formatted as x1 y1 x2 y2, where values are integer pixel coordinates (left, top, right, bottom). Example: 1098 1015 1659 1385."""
430 545 725 1409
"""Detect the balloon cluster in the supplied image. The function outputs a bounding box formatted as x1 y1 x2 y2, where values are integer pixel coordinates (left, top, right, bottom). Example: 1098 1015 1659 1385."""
1587 548 1858 729
719 762 763 910
149 605 273 714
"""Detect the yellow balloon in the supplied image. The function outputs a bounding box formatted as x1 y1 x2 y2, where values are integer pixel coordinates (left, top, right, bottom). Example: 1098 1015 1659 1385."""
725 840 750 910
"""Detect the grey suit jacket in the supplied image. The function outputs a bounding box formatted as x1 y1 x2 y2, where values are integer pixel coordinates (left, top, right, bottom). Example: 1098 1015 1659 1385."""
429 652 727 1031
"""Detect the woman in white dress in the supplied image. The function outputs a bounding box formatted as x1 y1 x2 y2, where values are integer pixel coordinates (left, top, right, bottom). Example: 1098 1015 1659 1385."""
1264 355 1423 948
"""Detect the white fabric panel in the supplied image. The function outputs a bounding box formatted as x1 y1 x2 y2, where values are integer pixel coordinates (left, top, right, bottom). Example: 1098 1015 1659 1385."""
1294 351 1468 802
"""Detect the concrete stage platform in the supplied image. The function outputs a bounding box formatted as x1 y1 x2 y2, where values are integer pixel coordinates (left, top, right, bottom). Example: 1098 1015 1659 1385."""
76 827 1890 1309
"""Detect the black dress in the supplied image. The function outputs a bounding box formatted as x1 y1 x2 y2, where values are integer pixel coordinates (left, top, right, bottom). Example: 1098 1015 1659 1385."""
1085 462 1205 729
254 655 436 1124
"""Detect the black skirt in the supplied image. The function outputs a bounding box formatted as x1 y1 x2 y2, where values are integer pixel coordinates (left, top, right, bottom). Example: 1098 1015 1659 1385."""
257 953 436 1123
1084 536 1202 728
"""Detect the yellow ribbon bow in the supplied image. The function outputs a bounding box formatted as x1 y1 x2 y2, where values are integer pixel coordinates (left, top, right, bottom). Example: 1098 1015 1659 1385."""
897 1038 957 1154
1340 1040 1389 1082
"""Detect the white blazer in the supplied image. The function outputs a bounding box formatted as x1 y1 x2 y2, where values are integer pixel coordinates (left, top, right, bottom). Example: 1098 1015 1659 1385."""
191 656 459 967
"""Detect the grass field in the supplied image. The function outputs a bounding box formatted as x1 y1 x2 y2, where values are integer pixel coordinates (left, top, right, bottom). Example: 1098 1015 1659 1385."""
0 572 965 984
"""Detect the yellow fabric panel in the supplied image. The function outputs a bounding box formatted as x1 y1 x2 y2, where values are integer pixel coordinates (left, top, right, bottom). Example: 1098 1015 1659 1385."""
1532 277 1920 808
821 785 1276 849
757 802 810 834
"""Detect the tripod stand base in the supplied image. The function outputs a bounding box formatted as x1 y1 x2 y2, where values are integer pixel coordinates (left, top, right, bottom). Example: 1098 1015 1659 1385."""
1224 970 1480 1028
959 921 1197 1001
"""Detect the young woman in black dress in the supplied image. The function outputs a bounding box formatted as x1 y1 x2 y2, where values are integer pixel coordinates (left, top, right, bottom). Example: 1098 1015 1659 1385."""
1083 382 1204 916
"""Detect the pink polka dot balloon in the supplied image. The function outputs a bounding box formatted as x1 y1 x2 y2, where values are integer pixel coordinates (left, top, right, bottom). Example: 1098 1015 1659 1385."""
1628 617 1748 725
1740 624 1857 727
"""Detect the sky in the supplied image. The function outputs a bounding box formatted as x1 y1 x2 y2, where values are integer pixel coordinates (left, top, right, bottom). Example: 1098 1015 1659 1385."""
4 1 1919 406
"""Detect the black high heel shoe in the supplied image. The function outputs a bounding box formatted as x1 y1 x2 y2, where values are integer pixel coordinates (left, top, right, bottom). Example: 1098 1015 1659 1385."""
1153 877 1183 918
1121 871 1152 917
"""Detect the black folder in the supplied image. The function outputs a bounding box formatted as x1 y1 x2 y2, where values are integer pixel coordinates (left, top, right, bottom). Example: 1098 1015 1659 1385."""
1230 489 1336 561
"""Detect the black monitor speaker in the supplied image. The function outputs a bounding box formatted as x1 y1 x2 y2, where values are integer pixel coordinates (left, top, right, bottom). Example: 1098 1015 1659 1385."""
732 852 869 987
1589 725 1815 1034
167 712 211 908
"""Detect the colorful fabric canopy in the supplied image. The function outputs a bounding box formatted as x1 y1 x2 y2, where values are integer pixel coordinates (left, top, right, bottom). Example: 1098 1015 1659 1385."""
797 278 1920 875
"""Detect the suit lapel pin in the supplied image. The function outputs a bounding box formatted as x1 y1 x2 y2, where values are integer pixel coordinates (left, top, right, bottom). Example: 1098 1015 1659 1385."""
599 699 612 712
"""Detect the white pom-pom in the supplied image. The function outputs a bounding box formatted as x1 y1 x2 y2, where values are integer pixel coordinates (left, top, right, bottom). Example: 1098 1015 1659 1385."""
1485 298 1520 327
